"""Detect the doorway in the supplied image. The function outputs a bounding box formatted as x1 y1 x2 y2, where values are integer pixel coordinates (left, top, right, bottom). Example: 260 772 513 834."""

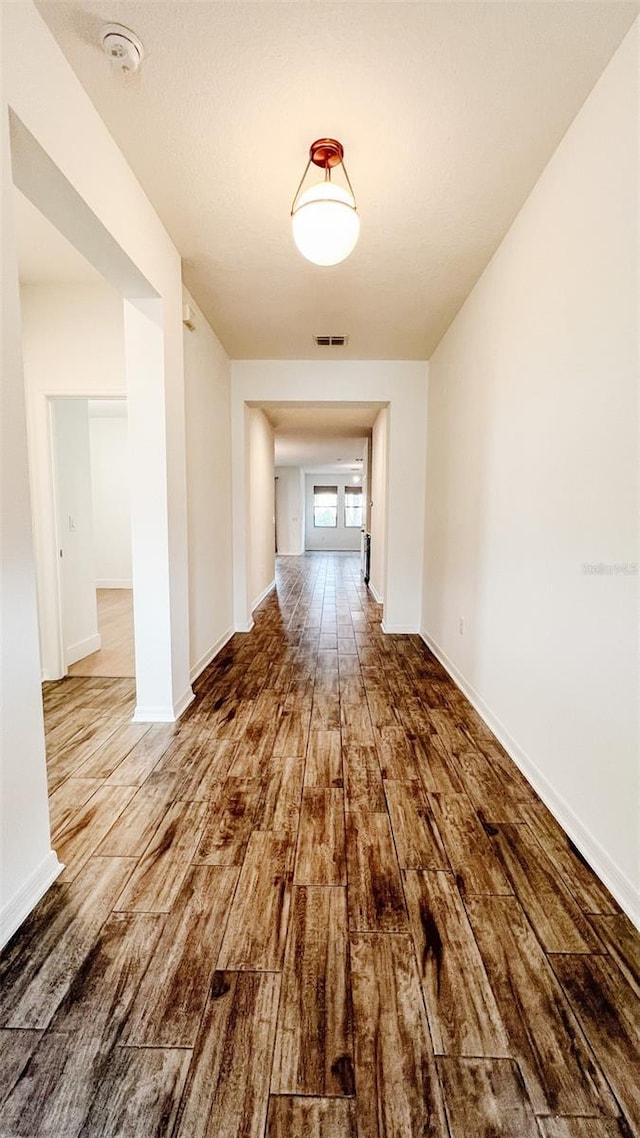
11 113 192 725
16 184 135 683
244 402 382 605
49 396 134 679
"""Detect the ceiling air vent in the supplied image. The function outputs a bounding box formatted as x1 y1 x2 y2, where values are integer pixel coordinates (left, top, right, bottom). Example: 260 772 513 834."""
313 334 349 348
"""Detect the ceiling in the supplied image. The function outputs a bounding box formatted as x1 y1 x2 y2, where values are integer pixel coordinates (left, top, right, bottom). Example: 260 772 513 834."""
35 2 637 359
276 435 367 474
261 402 379 472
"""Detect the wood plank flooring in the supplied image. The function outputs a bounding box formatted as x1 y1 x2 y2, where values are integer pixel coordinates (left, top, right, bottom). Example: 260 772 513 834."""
1 552 638 1137
68 589 135 678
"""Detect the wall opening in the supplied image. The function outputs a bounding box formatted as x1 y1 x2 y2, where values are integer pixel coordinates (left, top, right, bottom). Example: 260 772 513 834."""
10 112 185 723
48 396 134 679
241 399 388 620
17 189 134 683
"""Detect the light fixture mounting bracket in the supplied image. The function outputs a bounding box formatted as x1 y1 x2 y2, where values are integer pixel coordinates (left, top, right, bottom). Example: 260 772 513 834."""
309 138 344 169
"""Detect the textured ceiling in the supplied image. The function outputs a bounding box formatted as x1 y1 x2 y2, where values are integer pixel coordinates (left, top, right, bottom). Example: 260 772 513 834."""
275 434 368 473
36 1 638 359
262 402 378 471
261 403 382 434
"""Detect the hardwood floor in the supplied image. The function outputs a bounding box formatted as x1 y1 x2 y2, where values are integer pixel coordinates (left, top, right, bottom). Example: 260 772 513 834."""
1 552 638 1137
68 589 135 678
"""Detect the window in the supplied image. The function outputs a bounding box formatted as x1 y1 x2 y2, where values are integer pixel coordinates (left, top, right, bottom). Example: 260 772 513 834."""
314 485 338 527
344 484 363 528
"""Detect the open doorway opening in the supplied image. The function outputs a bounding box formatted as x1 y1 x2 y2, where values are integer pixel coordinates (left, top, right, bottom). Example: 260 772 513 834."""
16 188 134 682
232 367 426 637
49 396 134 679
245 400 388 619
10 111 190 729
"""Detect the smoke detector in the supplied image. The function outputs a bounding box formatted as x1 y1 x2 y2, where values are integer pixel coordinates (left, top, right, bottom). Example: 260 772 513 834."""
101 24 144 73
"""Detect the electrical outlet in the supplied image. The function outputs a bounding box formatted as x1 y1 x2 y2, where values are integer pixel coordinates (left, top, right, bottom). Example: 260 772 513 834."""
458 616 464 636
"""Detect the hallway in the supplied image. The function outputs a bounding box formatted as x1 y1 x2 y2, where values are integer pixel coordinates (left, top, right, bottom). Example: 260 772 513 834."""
0 552 637 1136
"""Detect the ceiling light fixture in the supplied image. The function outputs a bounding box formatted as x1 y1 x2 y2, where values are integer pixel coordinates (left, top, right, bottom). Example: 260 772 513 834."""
291 139 359 266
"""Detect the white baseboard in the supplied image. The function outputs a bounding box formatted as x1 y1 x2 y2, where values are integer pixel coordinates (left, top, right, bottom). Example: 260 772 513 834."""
0 850 64 950
173 687 195 719
251 578 276 613
305 548 361 554
234 620 255 634
65 633 101 667
368 581 383 604
95 580 132 589
132 706 177 723
382 622 418 634
190 628 234 683
421 628 640 928
132 686 194 724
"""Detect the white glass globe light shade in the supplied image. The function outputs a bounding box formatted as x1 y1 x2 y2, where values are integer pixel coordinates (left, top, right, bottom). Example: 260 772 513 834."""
292 181 360 266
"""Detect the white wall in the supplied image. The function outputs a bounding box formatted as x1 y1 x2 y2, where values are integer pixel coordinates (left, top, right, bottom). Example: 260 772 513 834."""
1 102 59 947
370 408 389 603
20 283 125 678
304 474 362 552
231 363 427 633
247 407 275 612
2 0 193 945
422 22 639 923
52 399 100 665
183 287 234 680
89 407 132 589
275 466 305 556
